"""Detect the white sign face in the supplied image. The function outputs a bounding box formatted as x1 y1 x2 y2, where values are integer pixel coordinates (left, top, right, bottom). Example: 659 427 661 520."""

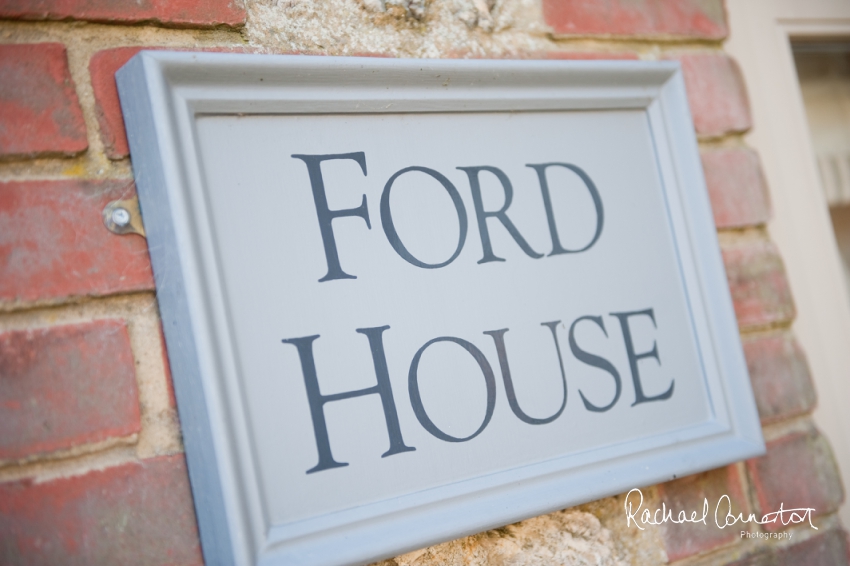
118 53 764 566
198 109 708 525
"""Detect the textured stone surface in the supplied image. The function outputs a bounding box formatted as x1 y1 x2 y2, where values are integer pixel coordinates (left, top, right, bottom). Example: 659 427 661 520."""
0 0 246 28
0 320 140 461
701 147 771 229
0 455 203 565
392 510 628 566
665 52 752 138
0 43 87 158
543 0 727 39
747 430 844 531
368 493 666 566
0 179 154 305
721 237 795 330
245 0 550 58
743 332 816 423
656 466 747 561
447 49 640 60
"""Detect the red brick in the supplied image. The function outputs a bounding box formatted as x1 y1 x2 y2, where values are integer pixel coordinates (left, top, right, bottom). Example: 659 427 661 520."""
0 320 140 461
742 332 816 424
0 43 87 158
657 465 747 561
721 238 795 330
90 46 254 159
0 0 245 28
665 53 752 138
747 430 844 531
0 454 203 565
701 147 771 229
777 530 850 566
0 179 155 305
90 47 148 159
543 0 727 39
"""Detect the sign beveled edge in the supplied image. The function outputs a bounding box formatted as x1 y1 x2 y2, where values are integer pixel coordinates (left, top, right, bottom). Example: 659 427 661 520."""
116 54 242 565
116 51 766 566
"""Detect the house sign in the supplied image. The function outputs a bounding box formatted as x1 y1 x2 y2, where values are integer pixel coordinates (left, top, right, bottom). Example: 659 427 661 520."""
117 52 764 566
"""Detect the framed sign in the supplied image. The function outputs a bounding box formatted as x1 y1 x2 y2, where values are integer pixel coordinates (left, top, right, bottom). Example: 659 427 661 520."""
117 52 764 566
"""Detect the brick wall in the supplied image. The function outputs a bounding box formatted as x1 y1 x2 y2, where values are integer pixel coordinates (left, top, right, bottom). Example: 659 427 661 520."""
0 0 846 564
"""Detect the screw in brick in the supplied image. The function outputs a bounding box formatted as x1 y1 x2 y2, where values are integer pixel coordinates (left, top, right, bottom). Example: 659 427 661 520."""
111 207 131 227
102 196 146 237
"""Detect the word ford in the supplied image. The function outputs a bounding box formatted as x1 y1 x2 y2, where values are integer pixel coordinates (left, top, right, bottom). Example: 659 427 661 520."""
291 152 604 281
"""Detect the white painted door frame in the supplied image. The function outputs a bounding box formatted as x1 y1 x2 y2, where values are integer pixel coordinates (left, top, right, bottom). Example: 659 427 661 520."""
725 0 850 527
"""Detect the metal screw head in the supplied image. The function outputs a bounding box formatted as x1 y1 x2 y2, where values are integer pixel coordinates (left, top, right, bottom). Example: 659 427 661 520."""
111 207 131 227
102 196 145 237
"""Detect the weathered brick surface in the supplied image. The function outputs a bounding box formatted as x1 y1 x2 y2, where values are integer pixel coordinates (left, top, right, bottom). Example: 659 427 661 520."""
0 0 245 28
0 320 140 461
721 238 795 330
776 529 850 566
543 0 727 39
0 179 155 305
0 43 87 159
723 531 850 565
91 46 253 159
656 465 746 561
665 53 752 138
90 47 150 160
701 147 771 229
747 430 844 531
0 454 203 565
743 332 816 424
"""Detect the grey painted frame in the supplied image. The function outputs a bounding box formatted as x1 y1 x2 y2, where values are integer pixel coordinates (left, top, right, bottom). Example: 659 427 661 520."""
117 52 765 566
